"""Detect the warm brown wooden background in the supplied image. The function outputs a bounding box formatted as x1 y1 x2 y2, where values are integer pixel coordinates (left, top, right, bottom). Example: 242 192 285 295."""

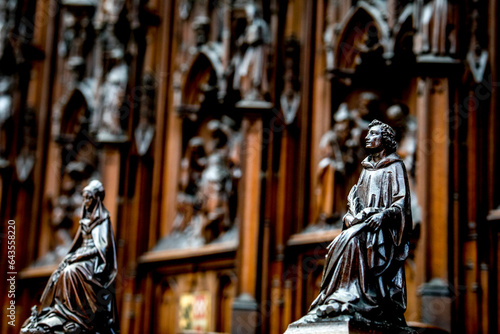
1 1 499 333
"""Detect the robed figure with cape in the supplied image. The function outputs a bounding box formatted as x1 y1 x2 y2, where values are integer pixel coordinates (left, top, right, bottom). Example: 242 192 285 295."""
301 120 413 328
21 180 119 334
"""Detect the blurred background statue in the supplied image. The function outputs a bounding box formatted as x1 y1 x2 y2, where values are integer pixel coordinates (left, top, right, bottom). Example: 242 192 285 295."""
315 103 356 224
232 3 271 101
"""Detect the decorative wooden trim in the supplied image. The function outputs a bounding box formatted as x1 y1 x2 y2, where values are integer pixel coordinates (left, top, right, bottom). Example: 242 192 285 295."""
18 265 58 279
287 229 340 247
139 241 238 264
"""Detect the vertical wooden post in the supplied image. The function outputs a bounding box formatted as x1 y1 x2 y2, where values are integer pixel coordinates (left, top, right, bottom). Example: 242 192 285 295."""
232 102 269 334
100 147 122 233
417 77 453 332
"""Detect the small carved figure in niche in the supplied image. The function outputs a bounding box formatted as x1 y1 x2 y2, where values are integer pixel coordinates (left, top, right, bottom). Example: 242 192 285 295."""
315 104 356 224
418 0 457 55
199 153 232 242
135 74 156 156
179 0 195 21
16 108 37 182
385 104 421 229
21 180 119 334
93 49 129 140
91 0 130 142
232 3 271 101
353 26 384 68
292 120 413 330
192 16 210 48
323 5 337 71
157 117 240 249
385 104 416 175
58 10 93 67
173 137 207 233
0 75 12 167
198 119 239 243
33 196 75 268
32 195 75 268
0 0 17 59
281 36 300 125
95 0 126 29
466 7 488 83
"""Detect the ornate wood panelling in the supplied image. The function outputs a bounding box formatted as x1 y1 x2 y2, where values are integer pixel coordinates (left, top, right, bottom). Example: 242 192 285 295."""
1 1 500 334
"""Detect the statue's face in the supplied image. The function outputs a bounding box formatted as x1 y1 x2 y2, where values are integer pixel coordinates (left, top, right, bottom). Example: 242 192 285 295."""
365 126 383 150
82 191 94 211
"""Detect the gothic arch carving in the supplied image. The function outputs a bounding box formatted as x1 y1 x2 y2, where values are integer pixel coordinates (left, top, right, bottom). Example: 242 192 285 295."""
334 2 390 72
54 84 94 141
178 46 224 117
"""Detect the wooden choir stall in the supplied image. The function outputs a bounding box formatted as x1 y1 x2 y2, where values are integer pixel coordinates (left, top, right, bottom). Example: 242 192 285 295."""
1 0 499 333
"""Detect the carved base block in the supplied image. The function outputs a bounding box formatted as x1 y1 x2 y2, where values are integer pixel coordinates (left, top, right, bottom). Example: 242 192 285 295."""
231 294 260 334
284 317 417 334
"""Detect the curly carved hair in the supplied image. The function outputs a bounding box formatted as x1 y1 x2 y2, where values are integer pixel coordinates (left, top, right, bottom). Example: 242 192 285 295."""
368 119 397 153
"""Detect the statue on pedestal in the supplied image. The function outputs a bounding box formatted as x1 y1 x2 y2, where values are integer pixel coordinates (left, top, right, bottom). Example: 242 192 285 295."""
21 180 119 334
287 120 414 333
232 3 270 101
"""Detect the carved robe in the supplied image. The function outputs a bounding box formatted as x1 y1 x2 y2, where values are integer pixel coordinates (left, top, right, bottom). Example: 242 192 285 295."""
310 152 412 324
37 201 118 332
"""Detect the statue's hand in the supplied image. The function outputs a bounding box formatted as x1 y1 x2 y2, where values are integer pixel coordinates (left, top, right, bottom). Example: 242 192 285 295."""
365 212 385 230
66 254 79 264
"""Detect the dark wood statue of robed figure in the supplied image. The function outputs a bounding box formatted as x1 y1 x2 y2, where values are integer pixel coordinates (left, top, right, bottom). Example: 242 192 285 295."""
21 180 119 334
286 120 414 333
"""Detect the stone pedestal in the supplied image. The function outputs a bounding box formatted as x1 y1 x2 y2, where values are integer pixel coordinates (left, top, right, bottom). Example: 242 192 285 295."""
284 316 417 334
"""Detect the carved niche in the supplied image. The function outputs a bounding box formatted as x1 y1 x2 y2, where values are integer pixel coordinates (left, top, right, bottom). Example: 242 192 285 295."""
44 1 101 267
52 3 97 142
1 0 44 170
154 112 241 250
155 9 242 250
280 35 301 126
231 2 271 102
134 73 156 157
331 1 390 73
15 108 37 183
0 0 17 168
465 1 489 84
92 0 130 142
413 0 459 57
314 1 428 229
0 74 13 168
314 92 382 226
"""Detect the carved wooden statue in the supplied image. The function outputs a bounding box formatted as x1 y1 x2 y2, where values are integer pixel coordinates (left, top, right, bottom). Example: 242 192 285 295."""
21 180 119 334
94 53 129 140
0 75 12 167
288 120 413 332
232 3 270 101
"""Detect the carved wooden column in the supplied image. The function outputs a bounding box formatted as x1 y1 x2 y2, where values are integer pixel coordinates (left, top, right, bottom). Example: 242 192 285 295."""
98 145 123 232
415 76 453 332
232 101 270 334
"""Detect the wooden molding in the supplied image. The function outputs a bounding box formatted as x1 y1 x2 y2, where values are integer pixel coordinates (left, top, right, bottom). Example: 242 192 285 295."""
287 229 341 247
138 240 238 264
18 265 58 280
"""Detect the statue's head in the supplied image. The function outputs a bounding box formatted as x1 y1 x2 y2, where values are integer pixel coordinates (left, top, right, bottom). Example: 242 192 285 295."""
245 3 262 22
82 180 105 211
366 120 397 153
